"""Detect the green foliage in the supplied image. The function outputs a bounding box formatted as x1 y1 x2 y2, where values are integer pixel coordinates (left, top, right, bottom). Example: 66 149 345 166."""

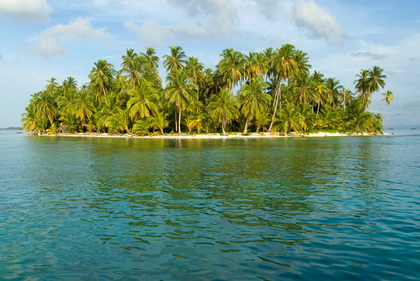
22 46 393 135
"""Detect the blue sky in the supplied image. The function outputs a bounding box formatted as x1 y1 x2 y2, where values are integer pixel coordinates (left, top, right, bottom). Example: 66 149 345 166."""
0 0 419 128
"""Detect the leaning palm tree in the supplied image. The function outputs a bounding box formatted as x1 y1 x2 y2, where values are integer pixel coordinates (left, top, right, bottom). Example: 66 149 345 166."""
165 68 198 134
207 88 239 135
378 90 394 113
239 77 271 133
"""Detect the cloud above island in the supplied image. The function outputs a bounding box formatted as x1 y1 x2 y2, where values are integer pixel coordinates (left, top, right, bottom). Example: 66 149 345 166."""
0 0 52 22
33 17 111 58
293 0 344 45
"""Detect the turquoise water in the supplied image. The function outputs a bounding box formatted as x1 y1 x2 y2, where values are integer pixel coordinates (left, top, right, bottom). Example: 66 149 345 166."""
1 131 419 280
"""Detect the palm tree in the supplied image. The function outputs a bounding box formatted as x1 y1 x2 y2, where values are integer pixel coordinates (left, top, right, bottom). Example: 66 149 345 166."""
165 68 198 134
139 47 161 85
121 48 143 90
274 103 303 134
340 87 351 112
354 67 385 109
312 71 326 115
207 88 239 135
239 77 271 133
33 90 56 125
21 104 38 133
148 112 169 134
293 72 315 105
72 91 95 123
378 90 394 112
324 78 342 109
185 56 205 97
268 44 296 131
163 46 187 76
217 48 245 93
140 47 159 71
46 77 58 94
294 50 312 74
63 76 78 91
89 59 115 101
368 66 386 95
127 82 160 120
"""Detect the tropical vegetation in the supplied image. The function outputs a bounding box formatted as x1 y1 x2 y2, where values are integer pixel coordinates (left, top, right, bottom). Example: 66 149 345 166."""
22 45 393 135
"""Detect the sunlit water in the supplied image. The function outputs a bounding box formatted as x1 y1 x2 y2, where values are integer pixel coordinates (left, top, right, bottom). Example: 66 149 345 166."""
1 130 419 280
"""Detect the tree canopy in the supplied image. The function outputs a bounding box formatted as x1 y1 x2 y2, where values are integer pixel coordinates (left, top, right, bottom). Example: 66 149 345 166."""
22 45 393 135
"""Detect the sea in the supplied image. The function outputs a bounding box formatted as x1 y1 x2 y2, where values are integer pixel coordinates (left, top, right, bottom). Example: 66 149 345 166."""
0 130 419 280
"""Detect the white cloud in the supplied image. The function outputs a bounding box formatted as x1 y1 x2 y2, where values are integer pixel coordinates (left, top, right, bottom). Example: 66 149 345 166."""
125 20 209 46
252 0 281 20
293 0 344 45
125 0 237 46
350 51 387 60
0 0 52 22
167 0 237 35
33 18 111 58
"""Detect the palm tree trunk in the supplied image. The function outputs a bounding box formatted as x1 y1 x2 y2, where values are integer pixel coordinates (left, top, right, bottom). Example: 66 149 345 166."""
243 116 250 134
268 84 281 132
316 100 320 117
178 107 182 135
174 107 177 132
222 114 227 135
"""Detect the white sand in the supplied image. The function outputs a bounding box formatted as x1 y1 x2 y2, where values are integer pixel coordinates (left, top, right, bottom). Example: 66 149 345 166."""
33 131 387 139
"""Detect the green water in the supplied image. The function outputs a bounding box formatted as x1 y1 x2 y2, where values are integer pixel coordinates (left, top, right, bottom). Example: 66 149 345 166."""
1 131 419 280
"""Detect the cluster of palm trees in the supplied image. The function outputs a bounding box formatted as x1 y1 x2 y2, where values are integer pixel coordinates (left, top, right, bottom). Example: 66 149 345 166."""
22 44 393 135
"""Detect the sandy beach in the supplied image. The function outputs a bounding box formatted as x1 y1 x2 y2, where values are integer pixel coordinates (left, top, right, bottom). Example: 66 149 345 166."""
32 131 389 139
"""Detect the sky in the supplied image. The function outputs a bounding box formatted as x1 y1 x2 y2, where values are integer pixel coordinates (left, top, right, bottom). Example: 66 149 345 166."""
0 0 419 128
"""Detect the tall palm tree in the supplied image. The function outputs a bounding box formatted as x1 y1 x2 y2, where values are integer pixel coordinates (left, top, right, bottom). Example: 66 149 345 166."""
268 44 296 131
340 87 351 112
163 46 187 76
121 48 143 90
139 47 161 85
185 56 205 97
239 77 271 133
217 48 245 93
63 76 78 91
165 68 198 134
207 88 239 135
89 60 115 101
293 72 315 106
324 78 342 109
368 66 386 95
294 50 312 74
46 77 58 94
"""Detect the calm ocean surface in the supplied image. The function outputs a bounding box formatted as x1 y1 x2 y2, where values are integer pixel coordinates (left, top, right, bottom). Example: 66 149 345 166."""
0 130 419 280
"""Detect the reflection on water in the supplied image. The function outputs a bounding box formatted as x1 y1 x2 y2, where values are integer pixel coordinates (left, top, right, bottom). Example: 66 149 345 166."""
0 133 419 280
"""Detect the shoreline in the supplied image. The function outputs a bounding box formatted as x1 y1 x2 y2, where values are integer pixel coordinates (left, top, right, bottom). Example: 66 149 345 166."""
26 131 391 139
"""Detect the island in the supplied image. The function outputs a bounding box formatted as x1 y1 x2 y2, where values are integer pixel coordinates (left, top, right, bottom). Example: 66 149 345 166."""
21 45 394 137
